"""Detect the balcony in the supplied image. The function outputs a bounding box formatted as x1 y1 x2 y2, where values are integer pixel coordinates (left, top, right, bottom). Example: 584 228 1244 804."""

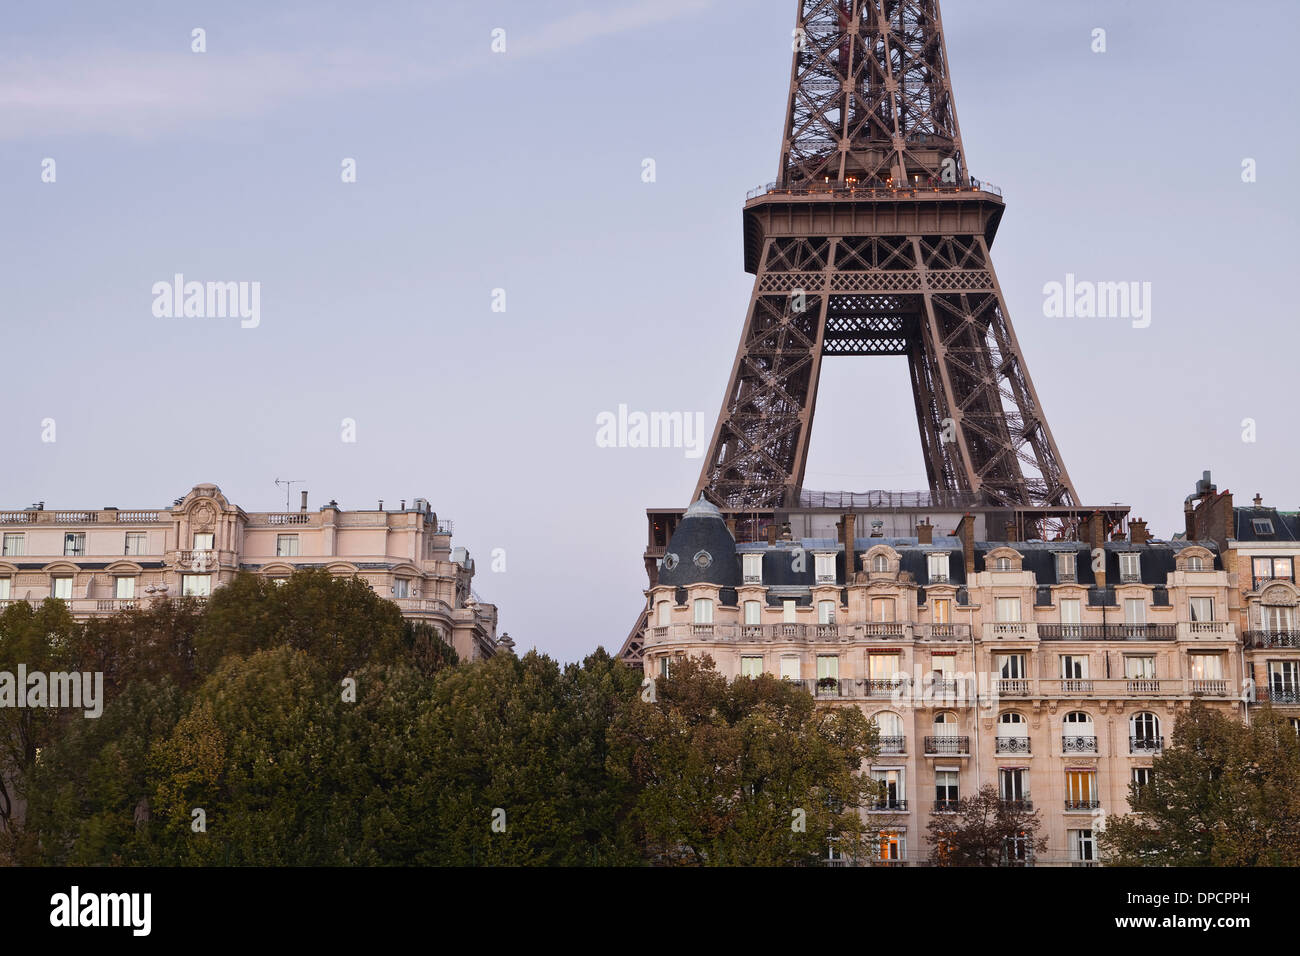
1189 680 1229 697
920 623 970 642
923 736 970 756
877 736 906 754
933 799 960 813
865 679 904 698
1259 686 1300 704
1000 798 1033 812
1065 799 1101 811
1061 679 1094 693
860 622 907 639
1130 735 1163 754
1245 630 1300 649
1061 735 1098 753
1184 621 1229 638
995 736 1031 754
1038 624 1175 641
870 799 908 812
996 679 1030 696
991 622 1032 639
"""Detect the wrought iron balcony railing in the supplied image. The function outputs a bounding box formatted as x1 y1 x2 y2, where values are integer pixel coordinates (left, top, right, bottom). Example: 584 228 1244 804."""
933 799 960 813
995 736 1031 754
1062 735 1098 753
1038 624 1176 641
1245 630 1300 649
877 736 906 754
1065 799 1101 811
1000 798 1034 812
1130 735 1163 754
870 799 908 812
924 736 970 755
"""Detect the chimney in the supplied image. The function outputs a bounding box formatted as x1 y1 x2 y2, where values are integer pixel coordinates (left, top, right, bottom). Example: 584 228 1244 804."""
1004 521 1018 543
916 519 933 545
300 490 309 512
1184 502 1196 541
378 499 384 511
1089 511 1106 587
1130 518 1149 545
767 522 778 545
842 513 857 552
953 514 976 575
1253 493 1263 508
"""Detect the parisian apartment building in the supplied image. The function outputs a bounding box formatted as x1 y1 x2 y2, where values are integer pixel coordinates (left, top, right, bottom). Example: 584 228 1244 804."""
0 482 505 662
632 474 1300 866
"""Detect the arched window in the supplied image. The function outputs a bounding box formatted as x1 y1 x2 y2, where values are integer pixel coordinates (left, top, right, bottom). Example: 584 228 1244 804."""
874 712 904 752
1187 555 1204 571
933 712 958 736
1063 711 1096 753
1130 712 1161 752
995 556 1012 571
996 713 1029 753
998 712 1027 729
872 554 889 573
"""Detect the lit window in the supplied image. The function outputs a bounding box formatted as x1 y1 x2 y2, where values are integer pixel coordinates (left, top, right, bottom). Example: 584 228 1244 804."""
1065 770 1097 809
1253 557 1293 587
933 598 951 624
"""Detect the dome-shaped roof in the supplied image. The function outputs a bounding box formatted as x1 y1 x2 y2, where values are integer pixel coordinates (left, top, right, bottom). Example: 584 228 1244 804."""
658 495 739 587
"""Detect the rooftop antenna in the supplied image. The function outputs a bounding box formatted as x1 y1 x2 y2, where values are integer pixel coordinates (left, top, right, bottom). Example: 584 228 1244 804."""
274 477 306 511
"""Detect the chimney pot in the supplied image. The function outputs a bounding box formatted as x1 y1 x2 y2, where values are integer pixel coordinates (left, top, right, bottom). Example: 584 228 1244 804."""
300 490 309 512
378 499 384 511
916 520 933 545
1254 493 1263 507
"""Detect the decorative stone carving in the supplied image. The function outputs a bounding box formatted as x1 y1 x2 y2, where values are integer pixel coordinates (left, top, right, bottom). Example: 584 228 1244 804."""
190 501 217 532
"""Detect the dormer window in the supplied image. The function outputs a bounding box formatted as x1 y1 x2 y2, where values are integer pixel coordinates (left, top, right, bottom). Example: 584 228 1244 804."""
1253 518 1275 536
1186 555 1204 571
815 553 836 583
928 553 950 583
872 554 889 574
994 557 1012 572
1119 553 1141 583
1055 551 1077 582
743 553 763 584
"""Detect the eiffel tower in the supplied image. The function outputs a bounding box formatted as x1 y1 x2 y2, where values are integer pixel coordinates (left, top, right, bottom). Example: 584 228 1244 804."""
698 0 1076 512
621 0 1097 667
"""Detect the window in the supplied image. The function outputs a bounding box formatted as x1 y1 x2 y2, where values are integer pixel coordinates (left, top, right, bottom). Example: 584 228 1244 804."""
740 656 763 678
994 556 1012 571
998 712 1027 731
743 600 761 626
1132 767 1155 795
817 655 839 683
1131 712 1160 747
1186 555 1204 571
872 554 889 574
871 769 905 808
0 578 9 600
878 831 905 861
742 553 763 583
782 599 797 623
124 533 146 556
1189 597 1214 622
182 574 212 597
1064 710 1093 726
814 553 835 583
927 552 950 582
1071 829 1096 863
1253 518 1275 536
931 654 956 678
1060 655 1089 679
393 578 410 599
1066 770 1097 809
656 601 671 626
995 653 1026 679
63 533 85 556
693 598 713 624
52 576 73 601
817 600 836 625
995 597 1021 622
875 712 903 739
658 657 671 679
1055 551 1077 582
868 653 900 681
1269 661 1300 701
1004 832 1032 864
1 533 24 557
1290 718 1300 737
1189 654 1224 680
270 577 288 587
1123 598 1146 626
1119 552 1141 582
1059 598 1081 632
1125 656 1155 679
1253 556 1293 587
933 598 951 624
932 712 958 737
935 771 959 807
275 534 299 557
780 655 800 680
1263 604 1295 633
870 597 895 622
191 532 213 551
114 576 135 600
999 768 1028 801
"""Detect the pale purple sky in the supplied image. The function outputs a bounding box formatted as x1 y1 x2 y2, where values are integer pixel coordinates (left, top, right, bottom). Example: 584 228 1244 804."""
2 0 1298 662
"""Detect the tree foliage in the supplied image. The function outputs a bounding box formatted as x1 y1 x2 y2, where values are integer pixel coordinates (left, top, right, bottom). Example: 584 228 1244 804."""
924 784 1047 866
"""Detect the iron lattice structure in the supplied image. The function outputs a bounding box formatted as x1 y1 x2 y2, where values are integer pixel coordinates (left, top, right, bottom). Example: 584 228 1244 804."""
694 0 1077 511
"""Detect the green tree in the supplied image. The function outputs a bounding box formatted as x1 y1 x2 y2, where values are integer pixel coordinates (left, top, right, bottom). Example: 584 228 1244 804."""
608 655 879 865
924 784 1047 866
1099 701 1300 866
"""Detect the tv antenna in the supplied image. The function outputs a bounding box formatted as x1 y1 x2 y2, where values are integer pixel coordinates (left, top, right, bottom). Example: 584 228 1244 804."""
274 477 307 511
